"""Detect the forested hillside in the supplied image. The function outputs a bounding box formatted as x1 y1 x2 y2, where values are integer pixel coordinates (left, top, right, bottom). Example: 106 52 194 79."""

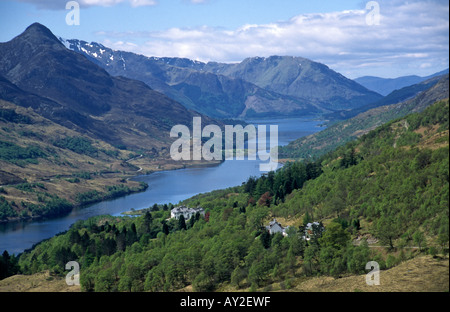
10 99 449 291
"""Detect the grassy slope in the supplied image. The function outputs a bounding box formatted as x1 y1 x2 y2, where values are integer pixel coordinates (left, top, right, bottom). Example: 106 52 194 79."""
0 100 138 220
213 254 449 292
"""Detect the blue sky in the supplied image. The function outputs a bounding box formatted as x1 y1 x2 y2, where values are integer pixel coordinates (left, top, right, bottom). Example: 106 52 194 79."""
0 0 448 78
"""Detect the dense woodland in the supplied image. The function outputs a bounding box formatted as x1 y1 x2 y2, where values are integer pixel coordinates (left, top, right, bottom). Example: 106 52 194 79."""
2 99 449 290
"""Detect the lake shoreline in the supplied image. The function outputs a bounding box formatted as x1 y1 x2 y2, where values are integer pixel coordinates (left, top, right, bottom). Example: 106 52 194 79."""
0 158 224 225
1 117 326 255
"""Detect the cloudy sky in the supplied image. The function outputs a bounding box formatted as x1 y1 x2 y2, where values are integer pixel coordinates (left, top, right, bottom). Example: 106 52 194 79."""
0 0 448 78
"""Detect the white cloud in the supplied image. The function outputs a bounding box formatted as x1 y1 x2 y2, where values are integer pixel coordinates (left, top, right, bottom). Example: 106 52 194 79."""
128 0 157 7
17 0 449 77
98 0 448 77
81 0 123 6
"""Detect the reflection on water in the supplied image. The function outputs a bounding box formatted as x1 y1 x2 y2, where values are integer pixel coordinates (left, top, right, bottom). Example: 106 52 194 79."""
0 118 324 254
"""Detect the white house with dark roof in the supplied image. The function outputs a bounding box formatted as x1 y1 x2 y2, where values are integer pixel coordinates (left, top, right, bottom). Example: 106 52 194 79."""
170 206 205 220
304 222 323 240
265 219 290 237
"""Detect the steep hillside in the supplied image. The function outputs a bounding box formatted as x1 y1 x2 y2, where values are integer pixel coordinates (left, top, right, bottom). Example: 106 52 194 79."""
0 99 147 221
0 95 221 222
325 74 444 121
279 74 449 160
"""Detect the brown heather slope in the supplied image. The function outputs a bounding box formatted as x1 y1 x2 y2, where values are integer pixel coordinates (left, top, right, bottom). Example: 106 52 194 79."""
1 255 445 292
0 271 80 292
0 99 142 220
292 255 449 292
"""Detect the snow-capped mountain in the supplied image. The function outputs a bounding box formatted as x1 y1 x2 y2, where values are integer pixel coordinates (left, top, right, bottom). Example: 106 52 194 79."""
58 37 384 118
59 37 324 119
59 37 126 70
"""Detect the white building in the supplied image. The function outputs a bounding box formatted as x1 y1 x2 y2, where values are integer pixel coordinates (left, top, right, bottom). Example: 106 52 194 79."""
265 219 290 237
170 206 205 220
304 222 323 240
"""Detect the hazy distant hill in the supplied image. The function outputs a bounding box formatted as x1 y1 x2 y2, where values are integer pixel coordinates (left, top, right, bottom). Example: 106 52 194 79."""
326 74 445 120
355 69 449 96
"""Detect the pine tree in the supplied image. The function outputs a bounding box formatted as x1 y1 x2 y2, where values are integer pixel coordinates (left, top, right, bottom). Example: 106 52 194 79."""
126 223 138 245
162 221 169 235
178 215 186 231
143 211 152 233
189 215 195 228
261 230 272 249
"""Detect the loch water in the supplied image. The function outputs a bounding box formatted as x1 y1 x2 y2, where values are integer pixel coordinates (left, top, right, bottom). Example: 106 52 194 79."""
0 118 325 254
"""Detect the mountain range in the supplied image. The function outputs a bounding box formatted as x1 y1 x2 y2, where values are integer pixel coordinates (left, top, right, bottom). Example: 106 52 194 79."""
1 22 448 221
1 23 447 165
59 38 383 118
0 23 226 221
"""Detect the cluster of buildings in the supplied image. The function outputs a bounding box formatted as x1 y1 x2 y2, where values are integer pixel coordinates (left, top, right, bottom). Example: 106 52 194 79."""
169 207 321 241
265 218 322 240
